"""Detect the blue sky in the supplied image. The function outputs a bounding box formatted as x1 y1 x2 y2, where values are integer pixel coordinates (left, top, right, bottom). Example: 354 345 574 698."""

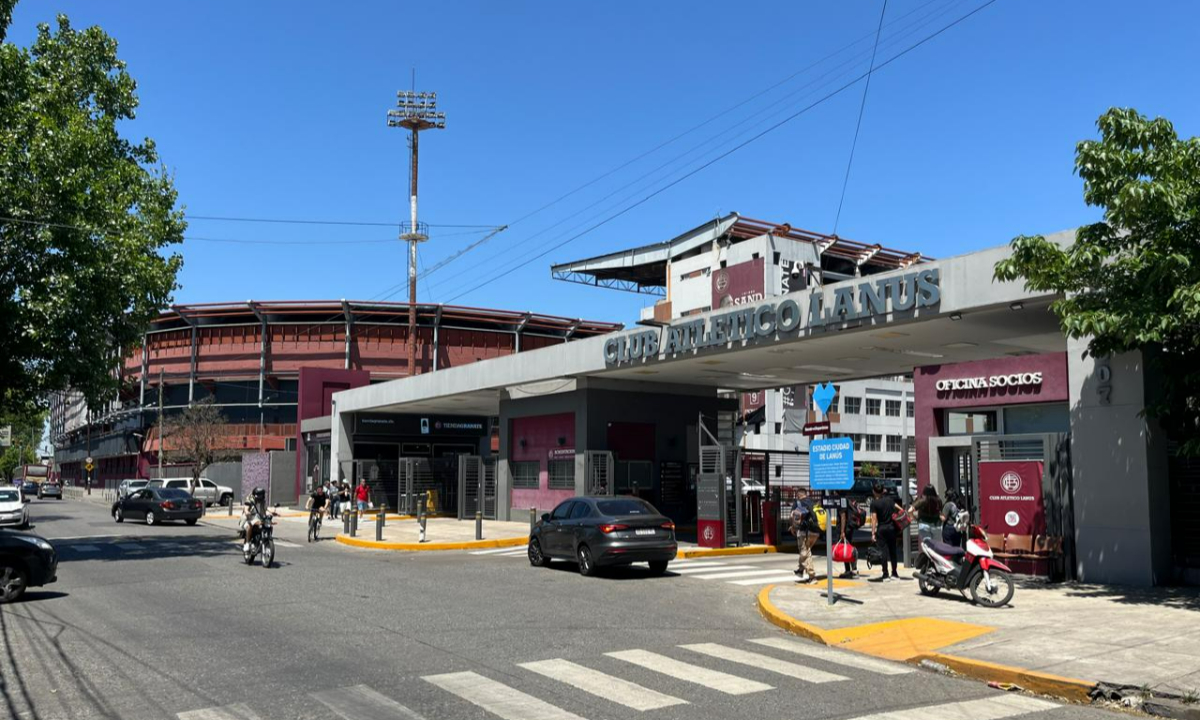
10 0 1200 326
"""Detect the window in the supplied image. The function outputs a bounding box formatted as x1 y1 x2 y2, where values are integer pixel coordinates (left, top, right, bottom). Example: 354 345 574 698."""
866 398 882 415
906 401 915 418
946 410 998 435
596 498 656 516
846 434 861 451
550 501 575 520
201 479 216 489
569 502 593 519
828 390 840 413
843 397 861 415
885 400 901 417
511 461 540 489
865 435 882 452
547 459 575 490
886 435 902 453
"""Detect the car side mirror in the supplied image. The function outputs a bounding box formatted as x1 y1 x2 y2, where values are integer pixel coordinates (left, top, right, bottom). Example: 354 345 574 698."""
541 513 550 523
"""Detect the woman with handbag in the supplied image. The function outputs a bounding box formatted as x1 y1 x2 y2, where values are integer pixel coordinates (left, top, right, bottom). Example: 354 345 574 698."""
869 482 903 581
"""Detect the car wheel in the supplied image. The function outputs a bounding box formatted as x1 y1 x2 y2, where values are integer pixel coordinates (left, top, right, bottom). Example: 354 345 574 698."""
528 538 550 567
145 510 158 526
114 507 124 523
0 564 28 603
648 560 669 575
577 544 596 577
220 494 232 507
185 519 198 526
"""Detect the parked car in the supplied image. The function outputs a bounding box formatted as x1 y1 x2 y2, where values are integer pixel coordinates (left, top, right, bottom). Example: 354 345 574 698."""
37 481 61 500
528 496 677 576
0 488 30 530
0 529 57 602
113 487 204 526
149 478 234 507
21 481 38 499
118 479 150 498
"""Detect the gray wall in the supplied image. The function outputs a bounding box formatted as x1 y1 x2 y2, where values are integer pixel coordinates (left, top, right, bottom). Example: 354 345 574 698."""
1068 337 1171 585
269 451 297 506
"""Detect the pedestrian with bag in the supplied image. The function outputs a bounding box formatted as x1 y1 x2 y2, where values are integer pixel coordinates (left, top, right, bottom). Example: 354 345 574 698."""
838 499 865 578
789 488 821 584
870 482 903 581
355 480 370 513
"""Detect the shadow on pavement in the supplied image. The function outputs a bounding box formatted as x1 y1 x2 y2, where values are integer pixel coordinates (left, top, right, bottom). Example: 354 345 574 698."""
541 560 678 582
1061 582 1200 611
52 535 239 564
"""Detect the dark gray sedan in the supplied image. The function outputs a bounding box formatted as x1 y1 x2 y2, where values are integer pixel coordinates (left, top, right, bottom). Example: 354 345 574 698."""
528 496 677 576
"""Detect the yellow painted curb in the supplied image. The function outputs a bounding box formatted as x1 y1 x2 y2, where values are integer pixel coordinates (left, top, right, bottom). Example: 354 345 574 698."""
678 545 780 559
911 652 1096 703
335 534 529 552
756 585 832 645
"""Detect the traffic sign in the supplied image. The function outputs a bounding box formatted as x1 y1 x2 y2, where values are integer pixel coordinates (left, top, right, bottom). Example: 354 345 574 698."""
0 426 9 447
85 462 94 472
802 421 831 437
810 437 855 490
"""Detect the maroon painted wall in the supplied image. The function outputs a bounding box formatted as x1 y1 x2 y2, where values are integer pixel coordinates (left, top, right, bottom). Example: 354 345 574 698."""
913 352 1069 489
510 412 576 511
295 366 370 496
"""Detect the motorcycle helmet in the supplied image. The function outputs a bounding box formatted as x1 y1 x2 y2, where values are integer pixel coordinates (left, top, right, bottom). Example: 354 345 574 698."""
252 487 266 502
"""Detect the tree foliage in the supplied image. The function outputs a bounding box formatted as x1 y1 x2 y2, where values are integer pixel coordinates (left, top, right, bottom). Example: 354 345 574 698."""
0 6 185 414
0 399 45 481
995 108 1200 453
158 399 237 482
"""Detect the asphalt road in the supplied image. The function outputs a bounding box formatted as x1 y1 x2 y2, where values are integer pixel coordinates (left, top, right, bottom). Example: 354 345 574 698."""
0 498 1119 720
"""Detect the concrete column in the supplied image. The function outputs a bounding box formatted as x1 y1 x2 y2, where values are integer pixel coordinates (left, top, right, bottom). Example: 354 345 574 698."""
330 402 353 486
1067 336 1170 586
496 412 511 521
188 326 197 403
575 388 590 496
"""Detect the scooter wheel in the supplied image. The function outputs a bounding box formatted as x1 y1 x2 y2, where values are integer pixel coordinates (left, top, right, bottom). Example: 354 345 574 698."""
970 568 1015 607
918 575 941 596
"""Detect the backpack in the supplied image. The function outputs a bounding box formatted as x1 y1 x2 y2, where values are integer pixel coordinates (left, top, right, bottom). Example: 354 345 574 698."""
811 505 828 533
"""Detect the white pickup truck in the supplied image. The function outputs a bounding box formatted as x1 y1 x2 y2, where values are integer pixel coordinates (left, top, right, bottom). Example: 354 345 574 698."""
150 478 235 507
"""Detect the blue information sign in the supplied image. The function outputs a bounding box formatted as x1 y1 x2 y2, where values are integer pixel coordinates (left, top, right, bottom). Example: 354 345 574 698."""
809 437 855 490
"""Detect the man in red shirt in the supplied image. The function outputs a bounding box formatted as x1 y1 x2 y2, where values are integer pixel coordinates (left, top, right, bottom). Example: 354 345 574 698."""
355 481 369 512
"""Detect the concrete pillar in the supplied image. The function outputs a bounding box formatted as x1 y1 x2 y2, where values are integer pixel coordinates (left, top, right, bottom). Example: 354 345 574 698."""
330 402 353 486
1068 336 1171 586
496 412 511 521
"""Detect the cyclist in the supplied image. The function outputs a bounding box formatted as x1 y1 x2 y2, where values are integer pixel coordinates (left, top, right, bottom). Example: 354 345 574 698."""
306 484 328 540
241 487 274 552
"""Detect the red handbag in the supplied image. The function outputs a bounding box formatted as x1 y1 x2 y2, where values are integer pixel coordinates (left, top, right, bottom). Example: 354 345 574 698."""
891 507 912 530
832 541 857 564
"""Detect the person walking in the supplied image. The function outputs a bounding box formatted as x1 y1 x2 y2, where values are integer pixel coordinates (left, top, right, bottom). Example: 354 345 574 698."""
789 488 819 584
870 482 901 581
839 498 865 578
910 485 943 545
355 480 369 513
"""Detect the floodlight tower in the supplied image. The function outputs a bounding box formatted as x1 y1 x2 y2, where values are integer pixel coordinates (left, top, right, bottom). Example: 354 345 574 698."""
387 90 446 378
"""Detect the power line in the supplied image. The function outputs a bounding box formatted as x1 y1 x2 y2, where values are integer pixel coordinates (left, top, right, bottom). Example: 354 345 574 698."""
833 0 890 236
187 214 498 229
443 0 997 304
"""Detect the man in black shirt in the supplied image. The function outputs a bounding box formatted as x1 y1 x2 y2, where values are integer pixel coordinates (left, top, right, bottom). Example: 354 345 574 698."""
869 483 901 580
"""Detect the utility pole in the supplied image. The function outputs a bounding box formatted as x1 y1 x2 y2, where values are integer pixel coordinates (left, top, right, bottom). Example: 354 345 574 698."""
387 83 445 378
157 368 164 479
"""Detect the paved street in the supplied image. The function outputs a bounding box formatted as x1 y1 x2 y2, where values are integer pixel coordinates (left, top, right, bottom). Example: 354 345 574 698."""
1 499 1120 720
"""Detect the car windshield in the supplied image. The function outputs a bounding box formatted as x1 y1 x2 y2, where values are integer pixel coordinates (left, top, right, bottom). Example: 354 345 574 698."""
156 488 192 500
0 490 18 502
596 499 657 516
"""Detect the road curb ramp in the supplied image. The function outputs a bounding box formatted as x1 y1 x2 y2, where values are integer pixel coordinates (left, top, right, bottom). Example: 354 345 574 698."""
756 585 1097 705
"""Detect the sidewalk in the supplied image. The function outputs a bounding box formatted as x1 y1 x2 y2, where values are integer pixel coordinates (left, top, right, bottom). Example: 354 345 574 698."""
759 568 1200 703
334 515 530 551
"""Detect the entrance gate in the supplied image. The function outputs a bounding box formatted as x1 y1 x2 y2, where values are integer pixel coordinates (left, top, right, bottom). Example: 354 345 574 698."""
585 451 614 496
457 455 497 520
697 412 742 548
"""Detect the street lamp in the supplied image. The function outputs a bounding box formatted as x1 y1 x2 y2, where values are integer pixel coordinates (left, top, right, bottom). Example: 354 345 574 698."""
387 90 446 378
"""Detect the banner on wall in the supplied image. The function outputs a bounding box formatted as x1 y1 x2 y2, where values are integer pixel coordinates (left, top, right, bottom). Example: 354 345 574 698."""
978 461 1046 537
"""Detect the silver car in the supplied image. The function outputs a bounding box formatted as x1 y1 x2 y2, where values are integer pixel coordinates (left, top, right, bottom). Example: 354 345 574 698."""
118 479 149 498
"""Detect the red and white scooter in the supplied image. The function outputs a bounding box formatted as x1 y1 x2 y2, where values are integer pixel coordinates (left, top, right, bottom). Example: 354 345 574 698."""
913 524 1015 607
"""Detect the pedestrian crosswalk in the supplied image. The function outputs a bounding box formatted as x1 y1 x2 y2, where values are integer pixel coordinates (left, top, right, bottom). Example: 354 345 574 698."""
173 636 1064 720
469 546 811 587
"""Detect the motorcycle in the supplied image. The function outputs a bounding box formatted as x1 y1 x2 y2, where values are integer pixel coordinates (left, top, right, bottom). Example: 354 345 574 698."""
244 505 278 568
913 523 1014 607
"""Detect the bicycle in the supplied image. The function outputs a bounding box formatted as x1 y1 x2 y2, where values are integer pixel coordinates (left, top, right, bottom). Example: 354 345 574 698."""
307 510 322 543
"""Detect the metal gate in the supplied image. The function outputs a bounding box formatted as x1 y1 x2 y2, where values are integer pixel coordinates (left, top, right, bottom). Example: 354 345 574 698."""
457 455 497 520
586 451 614 496
697 413 742 547
399 458 449 515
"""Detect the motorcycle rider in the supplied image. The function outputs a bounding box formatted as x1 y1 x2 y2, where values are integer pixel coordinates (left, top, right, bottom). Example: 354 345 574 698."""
241 487 276 552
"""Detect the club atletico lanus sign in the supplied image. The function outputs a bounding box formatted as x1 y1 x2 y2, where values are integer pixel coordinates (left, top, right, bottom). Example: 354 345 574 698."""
604 269 941 366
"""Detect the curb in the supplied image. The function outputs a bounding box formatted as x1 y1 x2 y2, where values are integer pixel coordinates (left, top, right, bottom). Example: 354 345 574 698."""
755 585 1097 704
334 534 529 552
678 545 781 559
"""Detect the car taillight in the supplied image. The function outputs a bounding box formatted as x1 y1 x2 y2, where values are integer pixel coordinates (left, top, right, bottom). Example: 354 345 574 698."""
599 524 628 534
161 501 175 510
661 521 676 530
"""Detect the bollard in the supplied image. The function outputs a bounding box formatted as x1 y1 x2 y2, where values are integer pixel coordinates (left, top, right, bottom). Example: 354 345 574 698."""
343 508 351 535
530 507 537 535
475 510 483 541
417 492 427 543
228 496 234 516
376 510 384 542
349 510 358 537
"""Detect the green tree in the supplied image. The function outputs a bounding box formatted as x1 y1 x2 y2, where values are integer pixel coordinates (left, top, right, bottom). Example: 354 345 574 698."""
0 400 46 482
0 3 185 414
860 462 882 478
995 108 1200 454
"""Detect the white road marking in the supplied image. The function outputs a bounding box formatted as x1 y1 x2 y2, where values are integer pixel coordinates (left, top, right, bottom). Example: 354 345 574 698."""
424 671 587 720
749 637 914 675
274 539 300 548
520 658 686 711
844 695 1058 720
70 544 101 553
679 554 792 565
688 568 801 580
680 643 847 683
497 550 527 557
177 703 264 720
471 546 525 555
605 649 772 695
43 534 125 541
670 564 757 575
311 685 429 720
727 574 807 586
